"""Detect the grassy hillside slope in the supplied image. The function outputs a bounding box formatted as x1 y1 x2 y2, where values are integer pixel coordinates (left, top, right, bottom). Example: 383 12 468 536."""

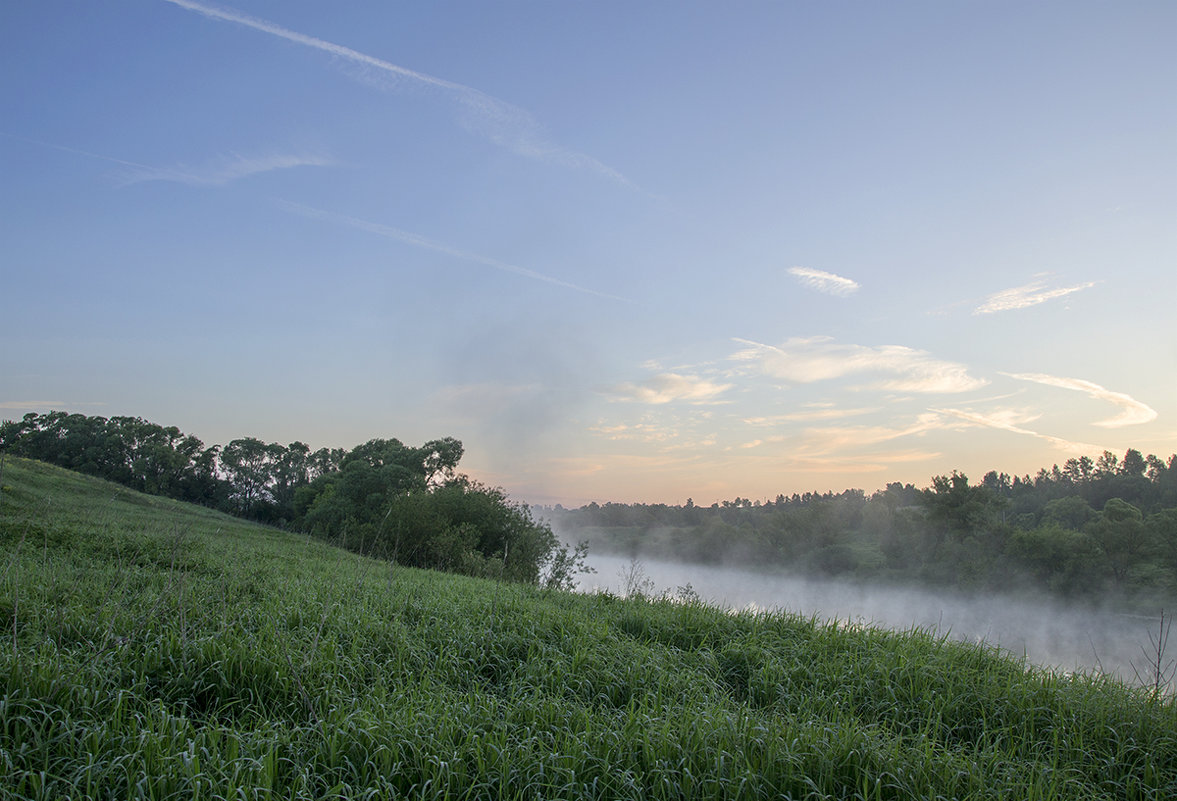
1 456 1174 800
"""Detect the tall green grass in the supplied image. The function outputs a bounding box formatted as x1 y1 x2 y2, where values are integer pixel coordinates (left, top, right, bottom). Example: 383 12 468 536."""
1 456 1174 799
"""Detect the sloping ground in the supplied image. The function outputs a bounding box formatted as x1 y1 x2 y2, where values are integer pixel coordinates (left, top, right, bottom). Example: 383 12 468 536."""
1 456 1174 800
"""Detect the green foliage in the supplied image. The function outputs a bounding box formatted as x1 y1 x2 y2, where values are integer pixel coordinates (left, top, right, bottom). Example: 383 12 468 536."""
297 445 561 584
219 436 281 516
1086 499 1160 590
6 412 1176 603
1008 524 1104 595
0 411 342 522
364 480 558 583
539 539 594 592
1 458 1175 799
1042 495 1097 529
551 452 1177 606
1 413 567 586
922 471 1005 537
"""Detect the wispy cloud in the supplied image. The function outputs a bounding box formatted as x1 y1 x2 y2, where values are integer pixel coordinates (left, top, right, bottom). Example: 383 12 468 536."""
787 267 860 296
933 407 1105 455
588 421 680 443
801 412 957 449
121 151 333 186
974 279 1097 314
162 0 633 186
279 201 628 300
1002 372 1158 427
606 373 733 405
742 406 876 426
781 449 946 474
734 422 950 471
2 132 332 187
1 132 157 173
730 337 987 394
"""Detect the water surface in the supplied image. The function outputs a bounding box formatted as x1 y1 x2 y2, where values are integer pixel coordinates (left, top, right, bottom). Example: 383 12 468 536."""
577 552 1169 687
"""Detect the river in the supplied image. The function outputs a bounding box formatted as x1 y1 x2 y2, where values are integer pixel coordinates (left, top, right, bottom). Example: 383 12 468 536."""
576 552 1171 689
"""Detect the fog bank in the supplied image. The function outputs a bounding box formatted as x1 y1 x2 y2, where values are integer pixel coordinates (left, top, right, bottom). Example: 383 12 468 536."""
577 553 1169 687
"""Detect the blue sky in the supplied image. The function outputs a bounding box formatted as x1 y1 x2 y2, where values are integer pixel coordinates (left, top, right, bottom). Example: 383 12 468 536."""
3 1 1175 505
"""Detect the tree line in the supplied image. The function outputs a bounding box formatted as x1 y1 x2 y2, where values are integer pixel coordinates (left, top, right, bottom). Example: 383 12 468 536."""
6 411 1172 603
0 411 587 588
543 449 1177 605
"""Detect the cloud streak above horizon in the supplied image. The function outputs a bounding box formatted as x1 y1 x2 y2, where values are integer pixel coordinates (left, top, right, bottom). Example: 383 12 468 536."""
788 267 860 296
743 406 876 426
974 278 1097 314
280 201 629 301
933 407 1105 454
730 337 987 394
606 373 733 405
161 0 634 187
1002 372 1158 428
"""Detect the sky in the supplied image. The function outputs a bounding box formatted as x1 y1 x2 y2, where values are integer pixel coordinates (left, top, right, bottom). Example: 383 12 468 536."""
2 1 1175 507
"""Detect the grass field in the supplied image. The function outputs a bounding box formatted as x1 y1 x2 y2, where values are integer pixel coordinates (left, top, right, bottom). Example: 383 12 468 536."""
1 455 1174 799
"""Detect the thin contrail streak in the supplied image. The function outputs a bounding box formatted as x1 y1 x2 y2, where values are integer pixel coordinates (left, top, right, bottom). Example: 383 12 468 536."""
731 337 788 356
161 0 635 187
1 131 158 172
163 0 464 92
279 201 630 302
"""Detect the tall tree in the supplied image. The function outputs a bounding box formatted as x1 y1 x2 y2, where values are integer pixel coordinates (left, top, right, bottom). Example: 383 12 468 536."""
220 437 282 516
1085 499 1154 588
921 472 1003 538
1120 448 1147 477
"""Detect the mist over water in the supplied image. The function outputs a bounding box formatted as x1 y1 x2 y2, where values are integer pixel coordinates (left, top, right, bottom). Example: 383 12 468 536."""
577 553 1168 687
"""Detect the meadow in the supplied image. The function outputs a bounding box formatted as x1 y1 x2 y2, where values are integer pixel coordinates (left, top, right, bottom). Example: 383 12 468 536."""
1 456 1175 799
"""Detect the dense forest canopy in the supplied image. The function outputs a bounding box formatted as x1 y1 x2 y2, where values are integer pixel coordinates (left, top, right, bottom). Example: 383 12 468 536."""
3 411 1174 604
0 411 585 588
542 450 1177 606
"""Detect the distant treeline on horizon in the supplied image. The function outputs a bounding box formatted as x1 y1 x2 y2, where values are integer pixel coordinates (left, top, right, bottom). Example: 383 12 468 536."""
543 449 1177 607
2 410 1174 605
